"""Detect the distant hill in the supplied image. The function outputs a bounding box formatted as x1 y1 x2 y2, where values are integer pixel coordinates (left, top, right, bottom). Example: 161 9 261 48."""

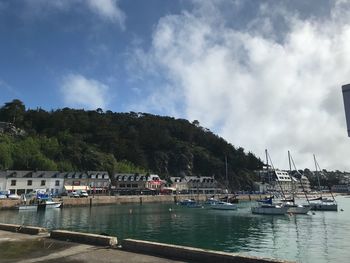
0 99 263 190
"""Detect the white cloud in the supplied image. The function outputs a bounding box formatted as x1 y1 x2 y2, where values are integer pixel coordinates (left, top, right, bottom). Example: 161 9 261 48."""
61 74 110 110
87 0 125 28
130 1 350 170
23 0 125 28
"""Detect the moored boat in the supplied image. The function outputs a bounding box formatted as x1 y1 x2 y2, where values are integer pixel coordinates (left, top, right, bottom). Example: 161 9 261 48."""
285 203 311 214
17 192 62 210
251 204 289 215
210 201 237 210
310 155 338 212
309 197 337 211
251 197 288 215
178 199 202 208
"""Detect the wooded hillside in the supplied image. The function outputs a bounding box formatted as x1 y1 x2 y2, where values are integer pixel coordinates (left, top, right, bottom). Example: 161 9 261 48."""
0 99 263 190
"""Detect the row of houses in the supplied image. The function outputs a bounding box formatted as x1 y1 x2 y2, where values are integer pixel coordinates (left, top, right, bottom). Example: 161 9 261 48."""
0 170 223 196
0 170 110 196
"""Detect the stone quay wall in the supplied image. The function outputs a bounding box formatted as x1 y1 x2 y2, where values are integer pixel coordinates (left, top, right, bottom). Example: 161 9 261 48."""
0 194 269 209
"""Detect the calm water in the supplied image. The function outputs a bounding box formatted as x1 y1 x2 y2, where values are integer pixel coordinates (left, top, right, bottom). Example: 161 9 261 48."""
1 196 350 263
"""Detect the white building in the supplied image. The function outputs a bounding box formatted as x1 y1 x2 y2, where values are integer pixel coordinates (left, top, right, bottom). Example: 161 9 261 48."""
0 170 64 195
257 169 311 193
111 173 164 195
167 176 223 194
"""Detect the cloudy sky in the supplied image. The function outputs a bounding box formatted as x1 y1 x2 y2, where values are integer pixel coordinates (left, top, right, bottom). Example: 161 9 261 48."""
1 0 350 171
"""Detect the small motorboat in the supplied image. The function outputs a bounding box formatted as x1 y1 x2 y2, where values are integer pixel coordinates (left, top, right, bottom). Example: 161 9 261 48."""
210 201 237 210
178 199 202 208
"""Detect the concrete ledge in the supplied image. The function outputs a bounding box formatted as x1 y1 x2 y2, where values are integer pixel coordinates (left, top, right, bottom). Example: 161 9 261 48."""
0 223 48 235
50 230 117 247
121 239 293 263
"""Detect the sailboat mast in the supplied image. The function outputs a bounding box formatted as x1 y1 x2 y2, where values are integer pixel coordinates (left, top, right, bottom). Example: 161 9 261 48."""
267 150 286 198
314 154 322 198
314 155 336 202
265 149 270 193
290 153 309 204
288 151 295 204
225 155 228 186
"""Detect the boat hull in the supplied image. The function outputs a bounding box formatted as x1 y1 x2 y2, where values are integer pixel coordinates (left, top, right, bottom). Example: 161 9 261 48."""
310 203 338 211
287 205 311 214
210 202 237 210
17 201 62 210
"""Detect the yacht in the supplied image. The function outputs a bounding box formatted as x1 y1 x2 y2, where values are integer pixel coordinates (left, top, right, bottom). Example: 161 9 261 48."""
251 197 288 215
210 201 237 210
310 155 338 211
310 197 337 211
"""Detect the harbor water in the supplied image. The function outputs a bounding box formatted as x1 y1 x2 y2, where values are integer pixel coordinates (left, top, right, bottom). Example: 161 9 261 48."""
0 196 349 263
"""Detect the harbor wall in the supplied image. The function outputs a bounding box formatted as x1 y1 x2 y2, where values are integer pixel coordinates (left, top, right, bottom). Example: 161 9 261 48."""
121 239 293 263
50 230 117 246
0 194 269 209
0 222 48 235
0 199 21 210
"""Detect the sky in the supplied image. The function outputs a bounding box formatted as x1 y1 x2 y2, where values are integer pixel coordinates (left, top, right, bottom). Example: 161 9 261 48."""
1 0 350 171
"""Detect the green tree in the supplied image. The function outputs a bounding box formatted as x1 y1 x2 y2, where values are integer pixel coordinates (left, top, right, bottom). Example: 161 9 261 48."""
0 99 25 126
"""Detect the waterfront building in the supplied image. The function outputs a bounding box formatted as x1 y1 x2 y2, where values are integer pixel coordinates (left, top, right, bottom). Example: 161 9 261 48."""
63 171 110 195
292 174 311 193
0 170 64 195
169 177 189 193
332 184 350 193
111 173 164 195
256 169 311 193
253 181 272 193
0 170 110 196
184 176 221 194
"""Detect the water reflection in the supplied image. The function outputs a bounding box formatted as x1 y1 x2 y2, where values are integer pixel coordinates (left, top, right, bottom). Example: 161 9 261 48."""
0 197 350 263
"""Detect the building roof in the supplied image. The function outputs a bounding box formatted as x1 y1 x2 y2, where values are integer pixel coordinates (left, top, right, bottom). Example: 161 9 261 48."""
0 170 108 179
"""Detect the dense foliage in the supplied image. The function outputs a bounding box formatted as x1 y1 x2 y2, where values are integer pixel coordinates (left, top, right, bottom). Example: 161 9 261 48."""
0 100 263 190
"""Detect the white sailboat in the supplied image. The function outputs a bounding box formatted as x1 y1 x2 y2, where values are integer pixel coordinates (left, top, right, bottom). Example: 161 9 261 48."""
251 197 289 215
210 156 237 211
309 155 338 211
284 151 311 215
251 150 288 215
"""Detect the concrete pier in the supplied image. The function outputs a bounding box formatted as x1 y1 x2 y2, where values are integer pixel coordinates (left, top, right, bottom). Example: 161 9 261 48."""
122 239 292 263
0 224 294 263
50 230 117 247
0 223 48 235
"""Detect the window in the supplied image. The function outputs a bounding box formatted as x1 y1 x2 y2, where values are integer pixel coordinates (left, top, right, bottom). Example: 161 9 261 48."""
41 180 46 186
27 180 32 186
55 180 60 186
120 184 125 188
11 180 16 186
132 184 138 188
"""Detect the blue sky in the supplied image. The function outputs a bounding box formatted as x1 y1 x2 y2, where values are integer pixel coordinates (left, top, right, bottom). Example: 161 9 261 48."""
1 0 350 170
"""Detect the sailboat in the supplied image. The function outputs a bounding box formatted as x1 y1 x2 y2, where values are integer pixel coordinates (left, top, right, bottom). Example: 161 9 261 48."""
251 150 288 215
283 151 311 214
309 155 338 211
209 156 237 210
